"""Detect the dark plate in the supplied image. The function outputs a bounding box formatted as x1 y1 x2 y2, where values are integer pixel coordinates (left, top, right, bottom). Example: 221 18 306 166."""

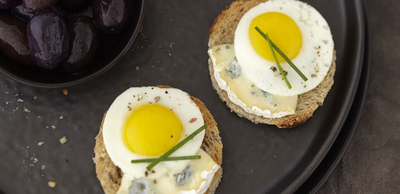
295 3 370 193
0 0 146 88
0 0 364 193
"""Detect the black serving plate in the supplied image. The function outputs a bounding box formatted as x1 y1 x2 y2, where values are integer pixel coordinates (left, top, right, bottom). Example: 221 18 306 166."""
295 3 370 193
0 0 365 193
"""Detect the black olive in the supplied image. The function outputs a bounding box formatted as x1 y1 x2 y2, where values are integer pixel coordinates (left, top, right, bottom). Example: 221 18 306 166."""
0 15 35 66
23 0 57 13
27 10 70 69
63 16 99 74
92 0 132 34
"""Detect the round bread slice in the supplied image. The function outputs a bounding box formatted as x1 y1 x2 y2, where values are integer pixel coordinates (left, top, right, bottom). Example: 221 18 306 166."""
93 86 223 194
208 0 336 128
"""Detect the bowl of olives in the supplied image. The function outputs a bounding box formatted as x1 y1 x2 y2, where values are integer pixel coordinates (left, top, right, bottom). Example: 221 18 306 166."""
0 0 146 88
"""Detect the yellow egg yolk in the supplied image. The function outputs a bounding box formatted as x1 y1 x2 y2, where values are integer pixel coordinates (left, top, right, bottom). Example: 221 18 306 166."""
249 12 302 62
124 104 183 156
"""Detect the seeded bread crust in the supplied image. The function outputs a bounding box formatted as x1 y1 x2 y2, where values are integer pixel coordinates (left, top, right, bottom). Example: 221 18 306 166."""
208 0 336 128
93 86 223 194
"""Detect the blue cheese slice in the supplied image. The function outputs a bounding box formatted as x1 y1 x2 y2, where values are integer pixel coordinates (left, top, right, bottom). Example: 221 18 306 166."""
208 44 298 118
117 149 219 194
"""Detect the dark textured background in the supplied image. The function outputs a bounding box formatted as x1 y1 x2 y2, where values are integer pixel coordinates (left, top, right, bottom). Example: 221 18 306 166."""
0 0 398 193
318 0 400 193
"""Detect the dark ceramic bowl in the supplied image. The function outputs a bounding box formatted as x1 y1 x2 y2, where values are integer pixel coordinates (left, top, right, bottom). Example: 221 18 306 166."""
0 0 146 88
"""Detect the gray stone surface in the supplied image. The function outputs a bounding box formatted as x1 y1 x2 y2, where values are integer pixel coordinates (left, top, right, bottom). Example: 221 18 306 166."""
318 0 400 193
0 0 398 193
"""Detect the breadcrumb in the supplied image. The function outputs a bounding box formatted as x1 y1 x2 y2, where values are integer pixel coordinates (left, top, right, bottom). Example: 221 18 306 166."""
63 89 68 95
48 181 56 188
24 107 30 113
59 136 67 144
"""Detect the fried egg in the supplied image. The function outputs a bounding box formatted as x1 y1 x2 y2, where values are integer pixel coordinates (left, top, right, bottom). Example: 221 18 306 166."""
102 87 219 194
234 0 334 96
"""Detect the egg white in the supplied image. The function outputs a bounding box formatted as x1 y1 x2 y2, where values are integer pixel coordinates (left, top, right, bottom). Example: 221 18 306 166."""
102 87 205 179
234 0 334 96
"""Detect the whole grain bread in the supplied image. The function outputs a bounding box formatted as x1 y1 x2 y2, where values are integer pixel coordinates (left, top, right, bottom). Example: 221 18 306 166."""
93 86 223 194
208 0 336 128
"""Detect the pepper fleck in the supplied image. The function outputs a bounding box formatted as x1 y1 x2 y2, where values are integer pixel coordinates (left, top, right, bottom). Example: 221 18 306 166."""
189 118 197 123
283 70 288 76
270 66 277 72
154 96 161 102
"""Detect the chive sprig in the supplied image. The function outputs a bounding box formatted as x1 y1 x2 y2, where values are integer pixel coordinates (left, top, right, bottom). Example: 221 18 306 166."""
146 124 207 170
265 32 292 89
132 155 201 163
255 26 308 88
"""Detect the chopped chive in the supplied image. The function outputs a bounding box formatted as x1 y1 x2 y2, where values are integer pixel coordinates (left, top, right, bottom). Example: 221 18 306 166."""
270 41 308 81
255 26 308 82
146 124 207 170
132 155 201 163
264 32 292 89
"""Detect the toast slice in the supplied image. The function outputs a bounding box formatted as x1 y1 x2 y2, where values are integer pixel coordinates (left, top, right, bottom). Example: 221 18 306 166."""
93 86 223 194
208 0 336 128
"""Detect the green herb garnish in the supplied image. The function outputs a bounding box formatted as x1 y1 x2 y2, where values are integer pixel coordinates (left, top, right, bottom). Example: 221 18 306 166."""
264 32 292 89
255 26 308 83
132 155 201 163
146 124 207 170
